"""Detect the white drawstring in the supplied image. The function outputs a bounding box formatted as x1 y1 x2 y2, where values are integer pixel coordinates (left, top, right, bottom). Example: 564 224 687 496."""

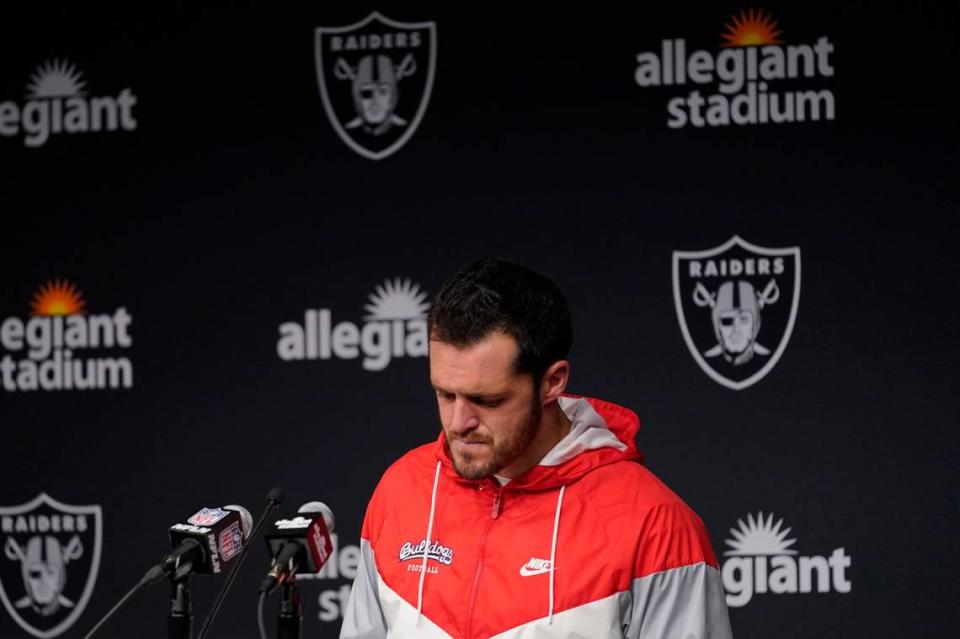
416 461 442 624
547 485 565 624
415 464 566 625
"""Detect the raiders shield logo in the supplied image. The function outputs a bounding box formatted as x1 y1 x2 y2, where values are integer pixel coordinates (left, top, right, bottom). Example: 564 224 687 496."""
0 494 102 638
314 12 437 160
673 236 800 390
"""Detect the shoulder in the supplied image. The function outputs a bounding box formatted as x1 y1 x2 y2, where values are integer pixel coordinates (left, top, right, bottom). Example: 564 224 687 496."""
580 460 691 516
361 442 438 539
579 461 718 574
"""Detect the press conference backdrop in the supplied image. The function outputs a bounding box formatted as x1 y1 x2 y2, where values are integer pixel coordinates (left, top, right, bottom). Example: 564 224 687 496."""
1 2 957 637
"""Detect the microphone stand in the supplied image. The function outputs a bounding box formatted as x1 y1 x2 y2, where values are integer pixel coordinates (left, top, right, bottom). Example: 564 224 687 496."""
82 564 164 639
277 579 302 639
167 575 193 639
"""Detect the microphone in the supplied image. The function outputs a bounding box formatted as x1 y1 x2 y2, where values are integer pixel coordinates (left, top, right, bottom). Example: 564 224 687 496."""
82 503 253 639
162 505 253 580
259 501 335 594
195 488 284 639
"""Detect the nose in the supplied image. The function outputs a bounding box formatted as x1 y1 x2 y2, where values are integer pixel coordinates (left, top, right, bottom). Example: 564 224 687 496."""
448 398 480 436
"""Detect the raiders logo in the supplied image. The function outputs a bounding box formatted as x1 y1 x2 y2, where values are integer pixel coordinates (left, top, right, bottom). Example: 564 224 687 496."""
673 236 800 390
314 12 437 160
0 493 102 638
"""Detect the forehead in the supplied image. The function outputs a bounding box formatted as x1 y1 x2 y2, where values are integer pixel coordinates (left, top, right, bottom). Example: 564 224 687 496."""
429 332 523 393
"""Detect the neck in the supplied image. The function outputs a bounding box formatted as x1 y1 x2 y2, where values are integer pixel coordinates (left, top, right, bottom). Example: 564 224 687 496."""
499 401 572 479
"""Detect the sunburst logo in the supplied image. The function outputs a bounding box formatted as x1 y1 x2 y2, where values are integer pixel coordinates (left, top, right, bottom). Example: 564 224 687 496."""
725 511 797 556
364 278 430 320
721 511 852 607
30 279 87 316
721 9 783 48
26 59 87 98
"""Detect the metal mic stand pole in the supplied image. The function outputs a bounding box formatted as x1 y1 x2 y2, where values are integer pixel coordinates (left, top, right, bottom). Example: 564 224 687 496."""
276 580 302 639
168 576 193 639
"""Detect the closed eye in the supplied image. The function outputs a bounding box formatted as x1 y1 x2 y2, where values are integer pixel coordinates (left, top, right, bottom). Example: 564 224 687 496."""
469 396 505 408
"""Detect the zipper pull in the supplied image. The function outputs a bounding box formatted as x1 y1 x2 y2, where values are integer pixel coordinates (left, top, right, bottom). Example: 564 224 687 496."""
491 491 502 519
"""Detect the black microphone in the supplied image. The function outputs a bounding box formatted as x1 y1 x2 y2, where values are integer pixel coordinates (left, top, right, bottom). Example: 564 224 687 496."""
162 505 254 580
82 504 253 639
259 501 335 594
195 488 284 639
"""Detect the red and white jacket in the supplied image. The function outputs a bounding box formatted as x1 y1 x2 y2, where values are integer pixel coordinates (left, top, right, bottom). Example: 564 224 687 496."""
340 396 732 638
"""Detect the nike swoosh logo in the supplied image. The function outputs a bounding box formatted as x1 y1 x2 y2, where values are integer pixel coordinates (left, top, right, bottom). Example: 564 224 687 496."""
519 563 554 577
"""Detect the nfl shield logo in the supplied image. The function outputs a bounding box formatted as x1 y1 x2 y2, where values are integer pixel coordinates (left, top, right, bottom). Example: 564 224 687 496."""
0 494 102 638
673 236 801 390
187 508 228 527
218 522 243 563
314 12 437 160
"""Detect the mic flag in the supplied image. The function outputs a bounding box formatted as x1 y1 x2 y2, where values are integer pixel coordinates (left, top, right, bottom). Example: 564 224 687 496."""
165 505 253 579
260 501 334 593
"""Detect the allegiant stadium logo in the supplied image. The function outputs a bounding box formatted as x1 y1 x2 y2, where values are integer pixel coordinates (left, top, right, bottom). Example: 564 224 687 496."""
277 278 429 371
721 512 851 607
634 9 837 128
0 280 133 392
0 59 137 148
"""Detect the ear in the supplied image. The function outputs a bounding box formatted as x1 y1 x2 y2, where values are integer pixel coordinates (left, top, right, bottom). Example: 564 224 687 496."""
539 360 570 405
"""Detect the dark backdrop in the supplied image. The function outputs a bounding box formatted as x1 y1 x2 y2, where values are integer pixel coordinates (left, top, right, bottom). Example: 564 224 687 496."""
1 2 957 637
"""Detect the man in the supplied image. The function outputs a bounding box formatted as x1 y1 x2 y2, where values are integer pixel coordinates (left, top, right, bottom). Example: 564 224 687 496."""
341 258 732 638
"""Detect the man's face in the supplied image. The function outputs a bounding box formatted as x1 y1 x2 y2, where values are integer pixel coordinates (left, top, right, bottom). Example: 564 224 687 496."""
430 331 541 480
718 309 754 353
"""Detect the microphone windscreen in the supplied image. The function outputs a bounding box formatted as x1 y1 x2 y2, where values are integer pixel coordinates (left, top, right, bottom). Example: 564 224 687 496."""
224 505 254 539
267 486 285 506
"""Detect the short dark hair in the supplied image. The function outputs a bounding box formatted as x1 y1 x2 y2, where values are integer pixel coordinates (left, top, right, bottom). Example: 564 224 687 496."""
428 258 572 381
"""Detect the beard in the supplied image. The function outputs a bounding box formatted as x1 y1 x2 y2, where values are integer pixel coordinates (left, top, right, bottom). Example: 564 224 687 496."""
447 399 543 481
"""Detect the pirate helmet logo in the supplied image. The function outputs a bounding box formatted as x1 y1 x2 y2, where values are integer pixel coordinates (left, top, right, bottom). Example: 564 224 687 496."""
315 12 437 160
0 494 102 638
673 236 800 390
337 54 416 135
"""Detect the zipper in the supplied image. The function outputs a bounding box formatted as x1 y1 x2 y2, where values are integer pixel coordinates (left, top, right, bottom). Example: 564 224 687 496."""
464 483 502 638
490 489 502 519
